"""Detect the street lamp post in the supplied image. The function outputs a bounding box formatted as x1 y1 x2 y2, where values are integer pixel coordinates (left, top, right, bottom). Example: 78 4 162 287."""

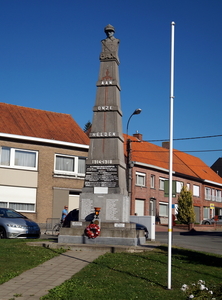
126 108 142 209
126 108 142 137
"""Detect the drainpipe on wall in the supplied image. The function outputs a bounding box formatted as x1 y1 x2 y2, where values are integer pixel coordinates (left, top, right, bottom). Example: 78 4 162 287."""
127 139 132 201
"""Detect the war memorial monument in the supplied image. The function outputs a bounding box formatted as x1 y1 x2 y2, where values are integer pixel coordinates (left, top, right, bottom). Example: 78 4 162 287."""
59 25 146 245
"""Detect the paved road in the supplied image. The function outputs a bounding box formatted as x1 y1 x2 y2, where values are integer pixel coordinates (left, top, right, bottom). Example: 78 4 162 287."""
40 230 222 256
155 231 222 255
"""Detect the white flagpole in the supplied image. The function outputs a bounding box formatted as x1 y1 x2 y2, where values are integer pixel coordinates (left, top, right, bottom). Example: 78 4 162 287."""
168 21 175 290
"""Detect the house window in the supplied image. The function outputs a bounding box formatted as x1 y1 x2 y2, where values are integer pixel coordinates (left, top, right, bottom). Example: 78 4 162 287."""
0 147 38 170
212 189 216 201
193 185 200 197
159 178 167 190
176 181 183 193
0 147 10 165
216 190 221 202
203 207 210 219
159 202 168 217
55 154 86 177
56 155 74 172
136 172 146 186
9 203 35 211
150 175 155 188
78 157 86 174
205 187 211 200
14 150 36 168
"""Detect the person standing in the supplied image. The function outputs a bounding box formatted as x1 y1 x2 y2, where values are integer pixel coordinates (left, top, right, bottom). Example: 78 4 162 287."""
61 205 68 222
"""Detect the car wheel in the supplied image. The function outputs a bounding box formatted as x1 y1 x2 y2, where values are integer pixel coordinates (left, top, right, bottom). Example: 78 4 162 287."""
205 221 210 225
0 226 7 239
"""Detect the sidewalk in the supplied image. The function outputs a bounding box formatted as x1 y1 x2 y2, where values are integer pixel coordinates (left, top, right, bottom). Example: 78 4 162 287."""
0 248 107 300
155 223 222 232
155 224 188 232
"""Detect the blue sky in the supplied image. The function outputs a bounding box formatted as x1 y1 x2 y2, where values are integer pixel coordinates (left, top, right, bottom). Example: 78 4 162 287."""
0 0 221 167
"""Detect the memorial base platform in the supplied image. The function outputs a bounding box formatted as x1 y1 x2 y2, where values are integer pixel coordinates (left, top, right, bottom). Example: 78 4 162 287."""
58 222 146 246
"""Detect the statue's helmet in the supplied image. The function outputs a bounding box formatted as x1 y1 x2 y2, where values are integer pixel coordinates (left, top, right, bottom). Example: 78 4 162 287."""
104 24 115 33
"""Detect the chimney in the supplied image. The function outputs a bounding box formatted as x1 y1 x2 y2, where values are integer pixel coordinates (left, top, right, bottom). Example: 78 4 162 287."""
162 142 170 149
133 131 143 141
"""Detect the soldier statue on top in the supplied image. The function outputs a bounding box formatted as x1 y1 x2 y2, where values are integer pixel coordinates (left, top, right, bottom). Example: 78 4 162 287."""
100 24 120 63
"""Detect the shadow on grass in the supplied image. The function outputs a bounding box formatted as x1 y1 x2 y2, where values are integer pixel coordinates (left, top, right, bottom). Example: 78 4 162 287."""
43 246 168 289
156 245 222 281
158 245 222 268
111 245 222 283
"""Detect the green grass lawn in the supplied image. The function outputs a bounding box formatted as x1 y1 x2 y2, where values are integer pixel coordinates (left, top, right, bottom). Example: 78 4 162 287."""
41 246 222 300
1 240 222 300
0 239 65 284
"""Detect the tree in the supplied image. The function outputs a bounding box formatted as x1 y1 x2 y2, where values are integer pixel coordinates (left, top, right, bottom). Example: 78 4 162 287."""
83 121 92 134
177 186 195 224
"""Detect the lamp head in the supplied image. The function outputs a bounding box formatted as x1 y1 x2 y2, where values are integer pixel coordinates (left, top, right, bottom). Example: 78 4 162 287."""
133 108 142 115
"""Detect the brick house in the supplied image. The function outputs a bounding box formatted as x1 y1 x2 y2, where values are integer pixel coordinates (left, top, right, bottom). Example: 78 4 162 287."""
0 103 89 226
211 157 222 178
125 133 222 224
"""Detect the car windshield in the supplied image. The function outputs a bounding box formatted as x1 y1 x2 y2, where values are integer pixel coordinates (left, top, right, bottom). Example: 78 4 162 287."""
0 209 26 218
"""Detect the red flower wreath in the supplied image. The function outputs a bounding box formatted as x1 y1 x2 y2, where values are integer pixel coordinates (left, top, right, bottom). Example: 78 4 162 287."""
85 223 100 239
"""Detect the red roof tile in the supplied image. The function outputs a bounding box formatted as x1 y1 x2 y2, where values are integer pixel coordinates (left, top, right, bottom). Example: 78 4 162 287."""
174 150 222 183
124 134 222 184
0 103 89 145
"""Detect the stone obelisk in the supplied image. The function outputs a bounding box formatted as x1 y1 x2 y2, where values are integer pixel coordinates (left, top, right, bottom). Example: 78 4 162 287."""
79 24 129 223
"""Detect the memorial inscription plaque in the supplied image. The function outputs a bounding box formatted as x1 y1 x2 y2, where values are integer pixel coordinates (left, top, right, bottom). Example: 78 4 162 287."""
80 198 94 220
84 165 119 188
106 198 118 221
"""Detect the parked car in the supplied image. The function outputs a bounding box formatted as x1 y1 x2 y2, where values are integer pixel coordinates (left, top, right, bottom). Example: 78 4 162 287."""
62 209 149 239
62 209 79 227
131 222 149 240
202 215 222 225
0 208 40 239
